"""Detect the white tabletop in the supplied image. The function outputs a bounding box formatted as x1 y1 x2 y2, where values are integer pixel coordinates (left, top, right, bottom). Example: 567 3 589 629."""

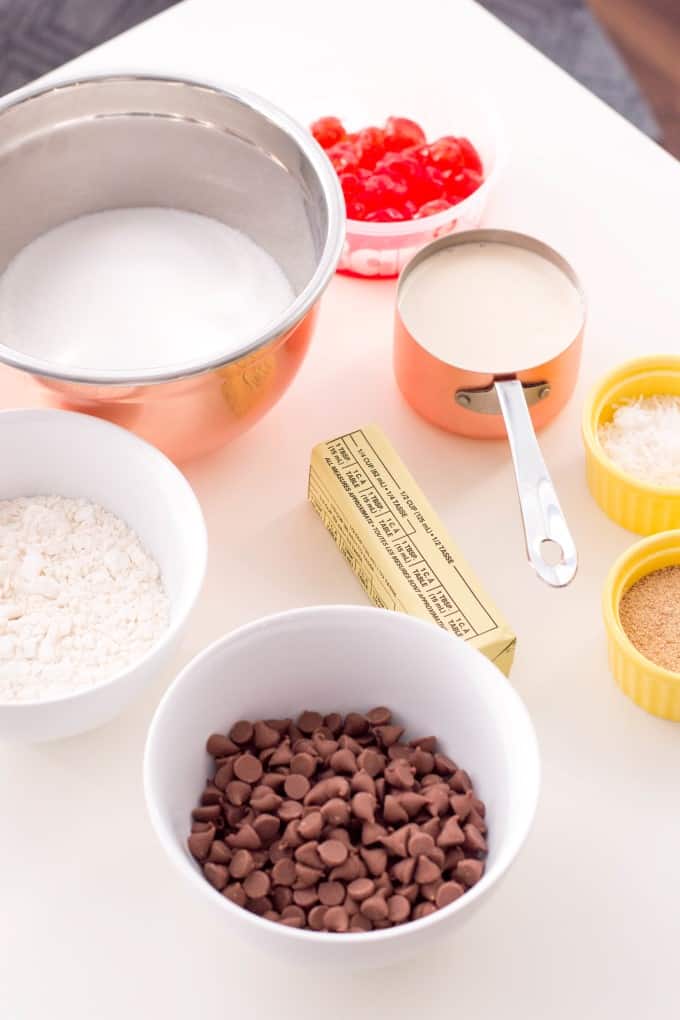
2 1 680 1017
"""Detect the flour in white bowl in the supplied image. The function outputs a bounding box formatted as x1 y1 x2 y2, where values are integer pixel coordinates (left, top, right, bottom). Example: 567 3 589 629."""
0 207 295 373
0 495 170 703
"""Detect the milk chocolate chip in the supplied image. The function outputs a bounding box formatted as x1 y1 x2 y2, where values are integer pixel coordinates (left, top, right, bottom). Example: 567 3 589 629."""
189 708 487 933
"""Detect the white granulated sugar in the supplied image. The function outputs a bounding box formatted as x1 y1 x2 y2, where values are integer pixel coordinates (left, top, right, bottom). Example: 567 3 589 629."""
0 207 295 373
0 496 169 703
598 395 680 488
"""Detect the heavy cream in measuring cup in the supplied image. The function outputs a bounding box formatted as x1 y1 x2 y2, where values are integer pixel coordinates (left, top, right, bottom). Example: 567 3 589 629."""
398 241 583 372
0 208 295 374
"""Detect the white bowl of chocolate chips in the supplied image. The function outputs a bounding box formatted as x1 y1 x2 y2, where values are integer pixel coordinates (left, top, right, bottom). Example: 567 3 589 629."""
144 605 540 968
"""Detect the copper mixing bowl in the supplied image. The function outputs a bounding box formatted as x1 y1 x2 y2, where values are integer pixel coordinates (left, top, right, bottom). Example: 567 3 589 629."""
0 75 345 461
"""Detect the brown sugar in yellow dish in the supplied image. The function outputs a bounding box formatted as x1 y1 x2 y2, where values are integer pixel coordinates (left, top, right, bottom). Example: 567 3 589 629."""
619 566 680 673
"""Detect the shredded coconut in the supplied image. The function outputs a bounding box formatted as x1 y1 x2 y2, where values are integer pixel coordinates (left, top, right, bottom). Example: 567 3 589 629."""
598 395 680 488
0 496 169 703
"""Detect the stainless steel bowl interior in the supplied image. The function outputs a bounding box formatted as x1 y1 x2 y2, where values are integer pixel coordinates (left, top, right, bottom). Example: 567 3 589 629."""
0 75 344 383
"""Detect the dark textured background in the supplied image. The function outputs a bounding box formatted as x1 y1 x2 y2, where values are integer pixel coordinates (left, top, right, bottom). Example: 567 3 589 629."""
0 0 662 140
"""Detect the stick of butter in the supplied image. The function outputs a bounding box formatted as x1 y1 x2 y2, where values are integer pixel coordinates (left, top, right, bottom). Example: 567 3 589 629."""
308 424 516 676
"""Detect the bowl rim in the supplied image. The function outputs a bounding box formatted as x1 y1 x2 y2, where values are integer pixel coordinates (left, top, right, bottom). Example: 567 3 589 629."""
582 355 680 498
0 407 207 708
144 603 541 946
342 94 508 239
602 529 680 685
0 73 345 387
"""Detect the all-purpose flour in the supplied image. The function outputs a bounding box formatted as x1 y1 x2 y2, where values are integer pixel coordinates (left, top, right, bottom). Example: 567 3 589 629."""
0 496 169 703
0 208 295 373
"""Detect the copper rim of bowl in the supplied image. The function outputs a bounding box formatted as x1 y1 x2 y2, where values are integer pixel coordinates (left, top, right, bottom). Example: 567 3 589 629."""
0 74 345 387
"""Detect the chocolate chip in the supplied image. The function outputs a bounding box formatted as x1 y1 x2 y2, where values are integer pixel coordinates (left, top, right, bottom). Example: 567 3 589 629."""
414 855 441 884
437 817 465 848
253 720 281 750
434 753 457 776
398 792 429 818
297 711 323 734
206 734 239 757
243 870 271 899
272 886 293 912
308 904 328 930
385 759 415 790
230 849 255 879
450 769 473 793
261 772 287 790
366 706 392 726
208 840 231 865
266 718 292 734
318 839 348 868
350 914 373 932
269 742 293 767
253 814 280 844
412 901 436 919
360 846 387 876
226 824 260 850
321 797 350 827
323 713 343 735
380 827 410 858
454 858 485 886
223 882 247 907
225 781 251 807
424 785 450 816
192 803 221 822
290 752 317 778
203 862 228 889
278 800 304 822
361 821 386 845
344 712 369 736
375 725 405 747
324 906 349 932
329 854 365 882
391 857 416 885
213 761 235 789
187 825 215 861
271 858 296 886
295 863 324 888
295 841 324 869
387 894 411 923
293 887 319 909
330 748 357 773
408 735 437 752
347 878 375 901
318 881 345 906
250 787 282 813
435 880 465 908
361 894 388 922
229 720 254 745
233 754 263 784
463 824 487 853
280 905 305 925
284 774 310 801
411 748 435 775
408 831 436 857
357 749 384 777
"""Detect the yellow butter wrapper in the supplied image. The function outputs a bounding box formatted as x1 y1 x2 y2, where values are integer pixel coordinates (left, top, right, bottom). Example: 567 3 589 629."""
308 425 516 675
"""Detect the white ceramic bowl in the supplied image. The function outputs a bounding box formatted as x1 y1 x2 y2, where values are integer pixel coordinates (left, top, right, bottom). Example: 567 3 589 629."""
0 408 207 742
144 605 539 968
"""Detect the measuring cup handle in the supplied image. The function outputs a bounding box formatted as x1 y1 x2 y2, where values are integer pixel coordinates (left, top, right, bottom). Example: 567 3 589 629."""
494 378 577 587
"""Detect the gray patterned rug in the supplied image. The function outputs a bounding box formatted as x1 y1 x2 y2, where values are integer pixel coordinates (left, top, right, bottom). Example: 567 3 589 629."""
0 0 659 138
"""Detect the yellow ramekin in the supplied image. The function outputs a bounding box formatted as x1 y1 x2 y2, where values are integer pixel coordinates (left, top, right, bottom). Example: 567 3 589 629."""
582 355 680 534
603 530 680 719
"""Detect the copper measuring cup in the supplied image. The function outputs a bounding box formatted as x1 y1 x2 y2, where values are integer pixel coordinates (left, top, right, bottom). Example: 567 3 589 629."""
394 229 585 587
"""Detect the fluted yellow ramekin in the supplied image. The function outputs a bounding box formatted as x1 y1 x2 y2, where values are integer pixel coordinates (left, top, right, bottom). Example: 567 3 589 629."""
603 530 680 719
582 356 680 534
